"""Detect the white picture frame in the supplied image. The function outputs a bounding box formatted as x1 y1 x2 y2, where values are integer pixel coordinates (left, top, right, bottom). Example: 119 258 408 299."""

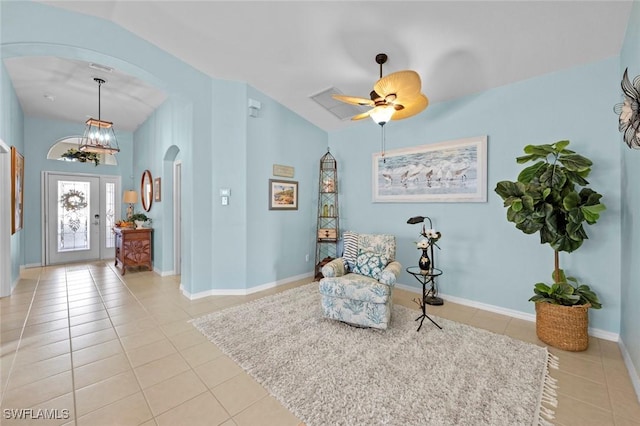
372 135 487 203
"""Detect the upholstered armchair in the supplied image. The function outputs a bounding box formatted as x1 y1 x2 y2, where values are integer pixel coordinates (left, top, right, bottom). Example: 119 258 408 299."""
318 232 402 330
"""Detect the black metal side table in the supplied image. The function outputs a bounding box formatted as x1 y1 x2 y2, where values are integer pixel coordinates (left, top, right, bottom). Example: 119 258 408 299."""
406 266 443 331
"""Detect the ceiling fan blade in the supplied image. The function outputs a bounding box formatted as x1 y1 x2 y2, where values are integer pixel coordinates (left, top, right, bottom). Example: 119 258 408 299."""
374 70 422 99
391 94 429 121
332 94 375 107
351 110 373 121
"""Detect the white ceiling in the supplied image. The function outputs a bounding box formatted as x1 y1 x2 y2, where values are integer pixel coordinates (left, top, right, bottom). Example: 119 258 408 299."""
5 1 633 133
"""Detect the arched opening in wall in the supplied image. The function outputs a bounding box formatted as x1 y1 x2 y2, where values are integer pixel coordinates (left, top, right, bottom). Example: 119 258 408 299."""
163 145 181 276
47 137 118 166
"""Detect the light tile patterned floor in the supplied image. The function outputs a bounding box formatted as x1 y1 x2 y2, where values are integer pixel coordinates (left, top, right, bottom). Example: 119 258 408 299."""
1 262 638 426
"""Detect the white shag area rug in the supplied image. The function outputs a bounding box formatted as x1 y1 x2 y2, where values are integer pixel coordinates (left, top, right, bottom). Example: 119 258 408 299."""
191 283 558 426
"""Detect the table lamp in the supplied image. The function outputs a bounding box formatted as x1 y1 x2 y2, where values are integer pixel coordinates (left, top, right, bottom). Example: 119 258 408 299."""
123 190 137 219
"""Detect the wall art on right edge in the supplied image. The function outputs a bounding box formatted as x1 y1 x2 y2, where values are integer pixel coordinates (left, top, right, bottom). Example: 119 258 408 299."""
372 135 488 203
11 146 24 234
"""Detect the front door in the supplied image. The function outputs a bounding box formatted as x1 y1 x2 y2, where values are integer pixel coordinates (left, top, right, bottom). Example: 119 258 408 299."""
45 172 119 264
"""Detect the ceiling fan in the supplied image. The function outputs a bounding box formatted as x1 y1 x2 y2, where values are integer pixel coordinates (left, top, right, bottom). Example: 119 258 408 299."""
333 53 429 126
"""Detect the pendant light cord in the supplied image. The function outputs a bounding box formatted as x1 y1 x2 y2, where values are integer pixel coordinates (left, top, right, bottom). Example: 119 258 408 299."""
97 80 101 122
381 125 386 163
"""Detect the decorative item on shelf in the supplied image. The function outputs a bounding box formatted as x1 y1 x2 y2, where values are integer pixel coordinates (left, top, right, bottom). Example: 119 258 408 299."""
613 68 640 149
495 140 605 351
317 228 337 240
60 148 100 166
78 78 120 155
411 218 441 273
416 240 431 272
322 178 334 192
123 190 137 219
130 212 151 229
332 53 428 161
114 220 134 229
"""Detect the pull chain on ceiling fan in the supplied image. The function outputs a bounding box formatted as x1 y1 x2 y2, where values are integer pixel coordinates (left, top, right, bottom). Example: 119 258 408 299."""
333 53 429 159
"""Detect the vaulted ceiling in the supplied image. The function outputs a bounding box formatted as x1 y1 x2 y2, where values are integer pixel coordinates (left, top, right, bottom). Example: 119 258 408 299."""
4 1 633 132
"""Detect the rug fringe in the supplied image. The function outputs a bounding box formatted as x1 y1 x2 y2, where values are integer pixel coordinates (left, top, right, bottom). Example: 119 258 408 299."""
536 350 559 426
547 352 560 370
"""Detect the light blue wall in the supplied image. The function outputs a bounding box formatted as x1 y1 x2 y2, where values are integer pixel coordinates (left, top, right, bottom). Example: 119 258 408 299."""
133 78 328 291
0 62 24 283
22 116 133 266
245 86 327 288
132 98 188 275
329 58 622 334
619 0 640 387
209 80 247 291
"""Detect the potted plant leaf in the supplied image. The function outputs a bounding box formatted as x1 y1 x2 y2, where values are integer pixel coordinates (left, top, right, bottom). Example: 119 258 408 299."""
130 212 151 229
494 140 605 351
60 148 100 166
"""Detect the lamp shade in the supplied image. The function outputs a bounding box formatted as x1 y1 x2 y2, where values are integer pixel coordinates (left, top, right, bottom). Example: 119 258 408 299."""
123 190 138 204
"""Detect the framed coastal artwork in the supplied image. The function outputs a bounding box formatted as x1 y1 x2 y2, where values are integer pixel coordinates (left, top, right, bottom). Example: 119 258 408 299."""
269 179 298 210
11 146 24 233
372 135 487 203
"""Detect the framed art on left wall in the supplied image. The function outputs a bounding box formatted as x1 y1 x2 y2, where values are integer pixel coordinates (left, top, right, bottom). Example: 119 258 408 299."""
11 146 24 234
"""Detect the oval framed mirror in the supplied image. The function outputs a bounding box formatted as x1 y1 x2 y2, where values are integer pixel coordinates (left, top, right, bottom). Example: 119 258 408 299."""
141 170 153 212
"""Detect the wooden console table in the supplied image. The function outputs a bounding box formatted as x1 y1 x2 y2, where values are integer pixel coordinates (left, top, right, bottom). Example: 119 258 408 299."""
114 228 152 275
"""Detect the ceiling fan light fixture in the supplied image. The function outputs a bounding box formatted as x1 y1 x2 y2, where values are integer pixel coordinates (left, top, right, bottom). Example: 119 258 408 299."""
370 105 395 126
79 77 120 155
332 53 428 126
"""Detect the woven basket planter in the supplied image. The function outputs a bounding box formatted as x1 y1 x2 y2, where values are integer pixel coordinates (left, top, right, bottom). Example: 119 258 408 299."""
535 302 591 351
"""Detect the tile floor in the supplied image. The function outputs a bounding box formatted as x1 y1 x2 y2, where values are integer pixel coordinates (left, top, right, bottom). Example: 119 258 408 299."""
1 262 639 426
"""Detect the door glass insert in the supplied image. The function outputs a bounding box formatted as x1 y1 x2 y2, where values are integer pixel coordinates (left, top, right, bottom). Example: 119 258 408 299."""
57 181 90 252
105 182 115 248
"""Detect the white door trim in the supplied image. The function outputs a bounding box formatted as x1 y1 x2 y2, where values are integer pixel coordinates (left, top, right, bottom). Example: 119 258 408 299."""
0 139 12 296
42 171 121 265
173 160 182 276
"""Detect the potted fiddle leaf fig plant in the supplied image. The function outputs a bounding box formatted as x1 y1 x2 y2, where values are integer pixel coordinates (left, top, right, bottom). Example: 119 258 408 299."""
494 140 605 351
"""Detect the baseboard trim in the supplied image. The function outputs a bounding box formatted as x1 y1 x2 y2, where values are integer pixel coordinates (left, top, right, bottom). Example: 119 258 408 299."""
180 272 314 300
22 263 43 269
619 339 640 403
154 267 175 277
394 283 619 342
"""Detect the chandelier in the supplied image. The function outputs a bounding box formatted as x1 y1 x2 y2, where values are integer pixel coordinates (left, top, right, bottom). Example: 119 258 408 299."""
79 77 120 155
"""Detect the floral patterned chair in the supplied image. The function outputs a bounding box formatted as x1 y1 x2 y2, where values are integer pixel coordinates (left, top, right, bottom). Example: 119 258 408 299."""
318 232 402 330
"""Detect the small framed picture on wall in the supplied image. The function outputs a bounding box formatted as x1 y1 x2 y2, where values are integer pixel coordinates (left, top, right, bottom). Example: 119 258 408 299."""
268 179 298 210
154 177 161 202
